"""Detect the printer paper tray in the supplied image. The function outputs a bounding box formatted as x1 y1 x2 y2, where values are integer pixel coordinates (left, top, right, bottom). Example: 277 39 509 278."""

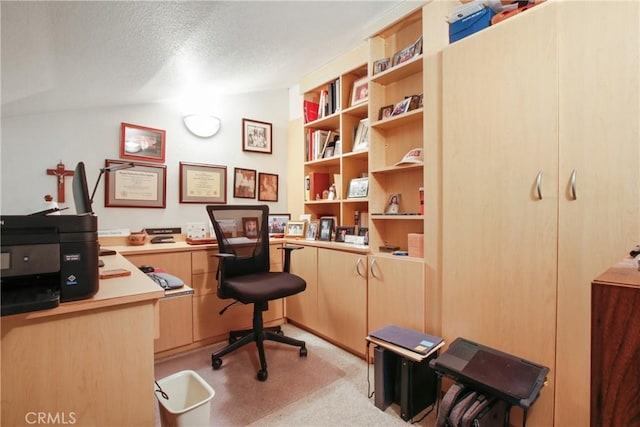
1 285 60 316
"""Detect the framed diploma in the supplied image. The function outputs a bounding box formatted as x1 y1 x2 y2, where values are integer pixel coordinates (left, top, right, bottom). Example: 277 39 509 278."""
104 159 166 208
179 162 227 204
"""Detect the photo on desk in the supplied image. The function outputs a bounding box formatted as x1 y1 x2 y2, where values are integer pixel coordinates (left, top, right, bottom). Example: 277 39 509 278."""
335 226 355 242
268 213 290 236
285 220 306 238
318 217 334 241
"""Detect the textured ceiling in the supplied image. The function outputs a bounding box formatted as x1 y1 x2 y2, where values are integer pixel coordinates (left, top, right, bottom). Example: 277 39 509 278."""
1 1 409 117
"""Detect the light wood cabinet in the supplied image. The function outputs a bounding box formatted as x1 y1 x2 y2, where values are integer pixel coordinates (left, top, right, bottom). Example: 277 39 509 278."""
317 248 367 355
154 293 193 353
367 254 424 334
286 245 319 330
441 2 639 426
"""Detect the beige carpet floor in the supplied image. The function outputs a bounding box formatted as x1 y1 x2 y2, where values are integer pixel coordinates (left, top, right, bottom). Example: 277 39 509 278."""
154 324 436 426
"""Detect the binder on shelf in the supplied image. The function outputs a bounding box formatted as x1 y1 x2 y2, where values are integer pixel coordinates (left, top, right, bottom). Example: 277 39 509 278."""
309 172 331 201
303 100 319 123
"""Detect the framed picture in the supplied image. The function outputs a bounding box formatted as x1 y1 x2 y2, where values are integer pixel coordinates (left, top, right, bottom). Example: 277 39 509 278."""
347 177 369 199
392 43 416 66
242 217 259 238
268 213 291 236
318 217 334 241
179 162 227 204
242 118 272 154
258 172 278 202
120 122 166 163
358 226 369 245
373 58 391 75
352 118 369 152
233 167 256 199
306 220 319 240
285 221 306 238
391 97 412 116
335 226 355 243
350 77 368 106
104 159 166 208
385 193 401 214
378 105 394 120
407 94 422 111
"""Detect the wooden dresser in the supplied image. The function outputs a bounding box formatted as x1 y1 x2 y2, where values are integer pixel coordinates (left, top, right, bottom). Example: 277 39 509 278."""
591 255 640 427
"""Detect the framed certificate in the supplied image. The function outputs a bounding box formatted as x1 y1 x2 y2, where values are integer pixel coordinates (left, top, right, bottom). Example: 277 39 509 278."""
104 159 166 208
179 162 227 204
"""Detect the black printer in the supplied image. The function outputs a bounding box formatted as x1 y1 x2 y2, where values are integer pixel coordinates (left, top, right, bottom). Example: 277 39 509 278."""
1 215 99 316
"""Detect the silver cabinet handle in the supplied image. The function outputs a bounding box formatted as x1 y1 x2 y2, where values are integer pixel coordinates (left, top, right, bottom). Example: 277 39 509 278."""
369 258 379 279
536 170 543 200
356 257 365 278
570 169 577 200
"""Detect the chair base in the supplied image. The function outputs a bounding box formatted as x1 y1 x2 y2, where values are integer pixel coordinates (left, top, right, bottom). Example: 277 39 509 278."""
211 303 307 381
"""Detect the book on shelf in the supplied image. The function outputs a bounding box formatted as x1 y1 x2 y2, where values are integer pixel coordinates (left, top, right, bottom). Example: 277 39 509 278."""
304 175 310 201
309 172 331 201
303 100 319 123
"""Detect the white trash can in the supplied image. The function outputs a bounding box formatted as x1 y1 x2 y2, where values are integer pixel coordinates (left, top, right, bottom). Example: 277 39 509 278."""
155 370 215 427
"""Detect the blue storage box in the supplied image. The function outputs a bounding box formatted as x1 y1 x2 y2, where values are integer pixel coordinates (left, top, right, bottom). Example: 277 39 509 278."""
449 7 496 43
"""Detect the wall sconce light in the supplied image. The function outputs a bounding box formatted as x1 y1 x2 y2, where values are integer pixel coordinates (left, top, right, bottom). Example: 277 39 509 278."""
183 114 222 138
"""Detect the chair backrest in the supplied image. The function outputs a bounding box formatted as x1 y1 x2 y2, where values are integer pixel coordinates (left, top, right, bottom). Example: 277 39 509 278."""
206 205 270 279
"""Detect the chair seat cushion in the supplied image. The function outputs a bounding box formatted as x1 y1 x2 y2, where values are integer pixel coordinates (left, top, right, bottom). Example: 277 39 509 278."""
222 272 306 304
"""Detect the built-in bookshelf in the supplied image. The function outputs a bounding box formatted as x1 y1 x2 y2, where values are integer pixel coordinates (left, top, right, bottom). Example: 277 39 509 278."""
302 63 369 229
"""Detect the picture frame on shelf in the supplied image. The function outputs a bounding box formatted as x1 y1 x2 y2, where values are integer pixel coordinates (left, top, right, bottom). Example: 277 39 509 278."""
378 105 394 120
179 162 227 204
407 94 422 111
242 217 259 238
318 217 334 241
347 177 368 199
392 39 419 66
350 77 368 106
358 226 369 245
104 159 167 208
233 167 256 199
285 221 306 238
391 98 412 116
120 122 166 163
335 226 355 243
242 118 272 154
373 58 391 75
268 213 290 236
258 172 278 202
306 220 319 240
385 193 401 214
352 118 369 152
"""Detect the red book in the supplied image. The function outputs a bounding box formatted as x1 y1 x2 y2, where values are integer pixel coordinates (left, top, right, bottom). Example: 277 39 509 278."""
304 100 319 123
309 172 331 200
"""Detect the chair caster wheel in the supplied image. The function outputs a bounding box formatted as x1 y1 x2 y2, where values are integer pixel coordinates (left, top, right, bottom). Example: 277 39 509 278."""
212 357 223 370
299 347 308 357
257 369 268 381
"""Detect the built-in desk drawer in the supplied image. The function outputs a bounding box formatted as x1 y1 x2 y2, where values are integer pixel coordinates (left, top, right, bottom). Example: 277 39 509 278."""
125 252 192 286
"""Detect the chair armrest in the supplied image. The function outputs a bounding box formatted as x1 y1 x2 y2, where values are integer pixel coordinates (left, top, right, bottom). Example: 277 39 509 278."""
212 252 236 281
280 245 304 273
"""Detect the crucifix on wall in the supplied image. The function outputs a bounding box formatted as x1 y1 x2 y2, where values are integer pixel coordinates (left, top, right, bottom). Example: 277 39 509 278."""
46 161 74 203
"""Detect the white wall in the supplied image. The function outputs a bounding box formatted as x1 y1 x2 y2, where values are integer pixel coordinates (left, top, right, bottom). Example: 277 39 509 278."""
1 89 290 232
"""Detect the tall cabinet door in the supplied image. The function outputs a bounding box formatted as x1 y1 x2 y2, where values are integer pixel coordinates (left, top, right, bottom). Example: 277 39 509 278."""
555 2 640 426
441 4 558 426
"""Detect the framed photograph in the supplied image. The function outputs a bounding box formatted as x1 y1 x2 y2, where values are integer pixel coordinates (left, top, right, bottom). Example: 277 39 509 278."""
258 172 278 202
373 58 391 75
120 122 166 163
391 97 412 116
242 118 272 154
352 118 369 152
104 159 166 208
385 193 401 214
358 226 369 245
179 162 227 204
306 220 319 240
335 226 355 242
318 217 334 241
242 217 259 238
347 177 369 199
268 213 290 236
378 105 394 120
392 43 416 66
350 77 368 106
285 221 306 238
407 94 422 111
233 167 256 199
413 35 424 57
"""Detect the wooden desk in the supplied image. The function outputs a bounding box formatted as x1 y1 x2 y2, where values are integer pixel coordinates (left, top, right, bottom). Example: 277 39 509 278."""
1 254 164 426
591 255 640 427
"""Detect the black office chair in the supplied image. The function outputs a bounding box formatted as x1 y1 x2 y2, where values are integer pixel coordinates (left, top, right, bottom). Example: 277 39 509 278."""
206 205 307 381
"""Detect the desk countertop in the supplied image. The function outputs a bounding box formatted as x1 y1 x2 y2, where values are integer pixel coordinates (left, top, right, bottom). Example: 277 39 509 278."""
2 253 165 321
